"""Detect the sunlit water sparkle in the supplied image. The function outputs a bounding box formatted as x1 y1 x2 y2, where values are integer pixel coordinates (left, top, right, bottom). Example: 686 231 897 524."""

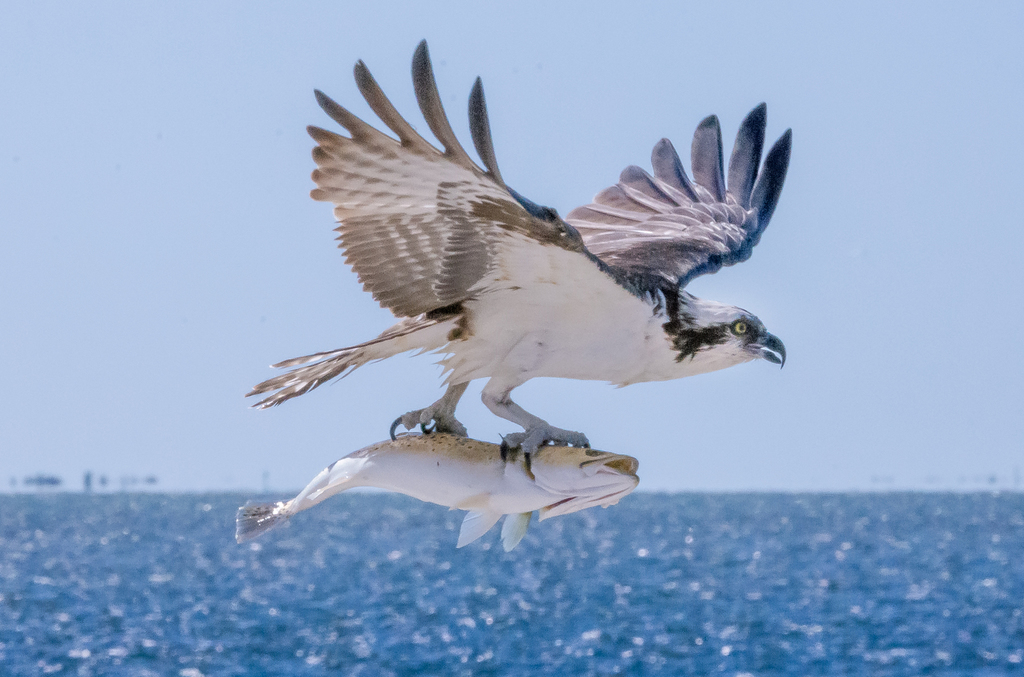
2 493 1022 675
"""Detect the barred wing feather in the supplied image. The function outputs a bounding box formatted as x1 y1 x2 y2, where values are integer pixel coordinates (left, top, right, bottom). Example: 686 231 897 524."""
566 105 792 288
309 41 576 318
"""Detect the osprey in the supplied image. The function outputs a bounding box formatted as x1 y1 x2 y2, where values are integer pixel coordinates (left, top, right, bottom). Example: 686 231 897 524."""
249 41 791 456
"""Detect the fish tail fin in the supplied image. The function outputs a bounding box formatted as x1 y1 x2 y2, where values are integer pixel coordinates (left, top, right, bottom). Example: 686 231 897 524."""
500 512 532 551
235 500 291 543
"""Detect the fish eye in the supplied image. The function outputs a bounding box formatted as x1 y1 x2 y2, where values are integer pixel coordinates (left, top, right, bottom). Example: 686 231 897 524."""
732 320 748 335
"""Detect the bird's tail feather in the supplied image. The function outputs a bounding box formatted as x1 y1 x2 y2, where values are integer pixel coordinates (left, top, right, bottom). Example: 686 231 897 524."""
247 314 459 408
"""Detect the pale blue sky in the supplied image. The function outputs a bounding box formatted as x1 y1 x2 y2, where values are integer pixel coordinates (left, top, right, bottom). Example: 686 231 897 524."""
2 2 1022 491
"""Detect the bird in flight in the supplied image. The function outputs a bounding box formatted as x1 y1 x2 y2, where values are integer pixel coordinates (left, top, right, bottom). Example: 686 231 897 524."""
249 41 791 456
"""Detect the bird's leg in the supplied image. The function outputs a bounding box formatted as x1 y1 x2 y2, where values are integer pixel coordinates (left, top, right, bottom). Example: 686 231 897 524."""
390 382 469 439
497 440 533 479
481 381 589 457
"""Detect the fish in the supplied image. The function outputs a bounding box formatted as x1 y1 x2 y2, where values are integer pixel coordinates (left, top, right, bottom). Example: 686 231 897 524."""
236 433 639 551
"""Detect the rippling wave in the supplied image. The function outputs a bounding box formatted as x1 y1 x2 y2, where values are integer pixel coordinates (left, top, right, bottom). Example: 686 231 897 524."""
2 493 1022 675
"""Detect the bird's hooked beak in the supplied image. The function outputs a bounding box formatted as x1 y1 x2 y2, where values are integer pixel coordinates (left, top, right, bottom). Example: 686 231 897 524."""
753 332 786 368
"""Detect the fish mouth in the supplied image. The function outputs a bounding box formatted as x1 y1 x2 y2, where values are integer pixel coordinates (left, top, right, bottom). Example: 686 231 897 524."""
603 456 639 475
578 452 639 476
532 450 640 520
537 476 639 521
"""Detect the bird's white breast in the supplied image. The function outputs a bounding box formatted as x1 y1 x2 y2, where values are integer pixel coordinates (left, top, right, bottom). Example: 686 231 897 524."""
442 241 677 387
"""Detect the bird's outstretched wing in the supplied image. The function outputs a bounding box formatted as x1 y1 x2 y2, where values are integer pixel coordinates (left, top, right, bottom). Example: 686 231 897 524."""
566 105 792 288
308 40 584 318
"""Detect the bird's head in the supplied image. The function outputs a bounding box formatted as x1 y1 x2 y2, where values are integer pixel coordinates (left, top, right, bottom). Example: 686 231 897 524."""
667 293 786 371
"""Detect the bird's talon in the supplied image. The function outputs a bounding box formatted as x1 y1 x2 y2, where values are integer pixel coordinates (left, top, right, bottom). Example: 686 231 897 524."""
390 405 467 440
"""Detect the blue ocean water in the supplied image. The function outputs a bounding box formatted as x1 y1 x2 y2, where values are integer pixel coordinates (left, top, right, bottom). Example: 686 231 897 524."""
2 492 1022 676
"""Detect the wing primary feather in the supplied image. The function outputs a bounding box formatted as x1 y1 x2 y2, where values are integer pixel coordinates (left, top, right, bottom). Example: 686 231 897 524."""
750 128 792 227
313 89 391 145
468 77 505 186
691 115 726 202
306 125 343 148
570 108 791 290
651 138 699 201
619 165 679 207
353 59 434 154
727 103 767 208
411 40 476 168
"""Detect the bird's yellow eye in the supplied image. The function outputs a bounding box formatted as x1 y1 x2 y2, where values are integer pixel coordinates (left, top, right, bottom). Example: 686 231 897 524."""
732 320 748 335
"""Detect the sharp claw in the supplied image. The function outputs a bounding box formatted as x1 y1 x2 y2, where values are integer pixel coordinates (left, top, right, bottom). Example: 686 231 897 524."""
501 427 589 457
500 438 510 462
389 416 403 441
392 407 467 440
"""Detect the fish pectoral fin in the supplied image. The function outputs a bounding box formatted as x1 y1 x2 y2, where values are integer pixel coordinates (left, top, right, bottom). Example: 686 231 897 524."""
456 511 502 548
500 512 532 552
